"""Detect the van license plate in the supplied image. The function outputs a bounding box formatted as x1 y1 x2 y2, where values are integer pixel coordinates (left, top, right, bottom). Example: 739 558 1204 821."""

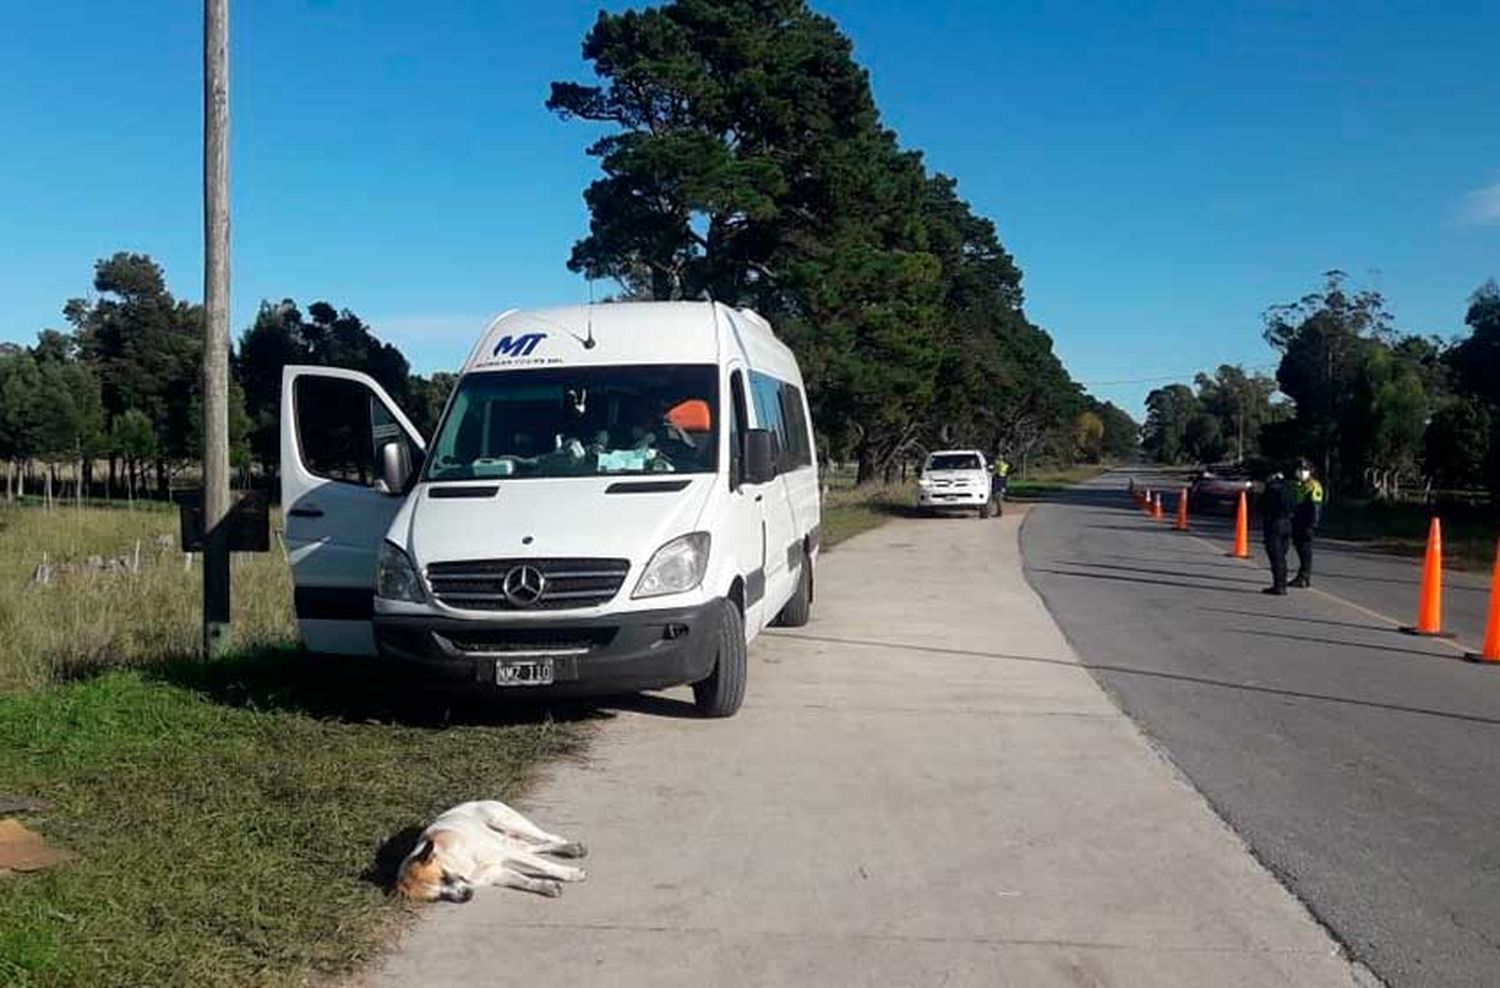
495 659 555 687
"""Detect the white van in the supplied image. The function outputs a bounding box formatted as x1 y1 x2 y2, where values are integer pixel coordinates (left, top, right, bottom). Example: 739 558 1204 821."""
278 301 820 717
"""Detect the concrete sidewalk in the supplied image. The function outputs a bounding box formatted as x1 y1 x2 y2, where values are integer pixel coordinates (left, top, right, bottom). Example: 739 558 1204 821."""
369 511 1373 987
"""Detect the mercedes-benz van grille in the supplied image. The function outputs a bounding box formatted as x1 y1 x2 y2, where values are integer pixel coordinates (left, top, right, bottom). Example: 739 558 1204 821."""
426 558 631 611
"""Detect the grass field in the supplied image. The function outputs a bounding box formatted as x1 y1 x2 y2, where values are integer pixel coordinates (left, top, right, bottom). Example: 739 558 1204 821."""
1320 499 1498 572
0 503 585 987
1005 463 1112 500
0 502 294 692
820 480 912 547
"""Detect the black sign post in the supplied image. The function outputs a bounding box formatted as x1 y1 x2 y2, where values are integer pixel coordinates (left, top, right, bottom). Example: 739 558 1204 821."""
179 489 270 554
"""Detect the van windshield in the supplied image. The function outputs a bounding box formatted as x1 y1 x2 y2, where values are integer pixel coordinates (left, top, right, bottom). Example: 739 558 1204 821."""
423 365 719 481
927 453 982 471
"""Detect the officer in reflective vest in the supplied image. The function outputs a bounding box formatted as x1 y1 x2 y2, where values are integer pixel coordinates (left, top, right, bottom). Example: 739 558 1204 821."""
1290 461 1324 588
991 456 1011 501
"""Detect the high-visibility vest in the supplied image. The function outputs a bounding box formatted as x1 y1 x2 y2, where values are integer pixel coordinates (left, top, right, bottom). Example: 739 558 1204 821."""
1297 478 1324 504
994 459 1010 477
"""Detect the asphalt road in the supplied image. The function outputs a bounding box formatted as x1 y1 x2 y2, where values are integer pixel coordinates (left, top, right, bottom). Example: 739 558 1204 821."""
1022 470 1500 988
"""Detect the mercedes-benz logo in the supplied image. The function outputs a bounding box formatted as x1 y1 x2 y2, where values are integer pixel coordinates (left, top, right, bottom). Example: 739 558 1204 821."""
502 565 547 608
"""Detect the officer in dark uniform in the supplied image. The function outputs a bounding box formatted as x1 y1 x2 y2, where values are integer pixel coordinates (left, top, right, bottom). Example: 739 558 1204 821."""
1259 467 1296 595
1290 460 1324 588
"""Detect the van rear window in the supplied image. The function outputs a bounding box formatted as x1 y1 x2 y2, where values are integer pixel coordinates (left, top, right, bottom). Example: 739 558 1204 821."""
423 365 719 481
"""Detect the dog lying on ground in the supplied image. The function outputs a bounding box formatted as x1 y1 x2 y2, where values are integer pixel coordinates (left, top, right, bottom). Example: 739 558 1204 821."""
396 800 587 903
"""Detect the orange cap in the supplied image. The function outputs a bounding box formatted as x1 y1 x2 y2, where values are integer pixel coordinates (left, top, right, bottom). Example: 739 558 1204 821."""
666 399 712 432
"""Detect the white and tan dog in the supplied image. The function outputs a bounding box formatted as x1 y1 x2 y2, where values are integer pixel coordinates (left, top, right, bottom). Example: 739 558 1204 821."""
396 800 587 903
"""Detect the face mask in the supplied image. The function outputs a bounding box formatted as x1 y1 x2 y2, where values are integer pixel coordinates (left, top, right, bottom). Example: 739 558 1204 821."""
1296 470 1310 481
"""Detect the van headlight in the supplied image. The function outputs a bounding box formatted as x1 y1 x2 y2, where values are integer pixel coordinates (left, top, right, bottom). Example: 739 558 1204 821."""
633 533 710 599
376 542 427 603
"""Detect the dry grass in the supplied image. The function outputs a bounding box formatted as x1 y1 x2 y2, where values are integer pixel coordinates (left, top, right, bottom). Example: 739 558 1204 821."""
0 501 586 987
0 503 295 693
1006 462 1112 499
1319 499 1498 572
820 481 913 548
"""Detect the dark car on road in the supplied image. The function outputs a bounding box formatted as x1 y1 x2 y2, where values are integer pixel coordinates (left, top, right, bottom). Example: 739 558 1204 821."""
1188 469 1254 515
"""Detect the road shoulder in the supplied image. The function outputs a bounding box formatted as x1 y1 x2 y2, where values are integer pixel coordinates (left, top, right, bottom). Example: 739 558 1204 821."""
368 510 1375 987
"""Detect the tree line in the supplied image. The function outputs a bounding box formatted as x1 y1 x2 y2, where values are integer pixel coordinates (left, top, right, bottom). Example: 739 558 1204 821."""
3 0 1135 499
548 0 1131 480
0 251 453 503
1144 270 1500 501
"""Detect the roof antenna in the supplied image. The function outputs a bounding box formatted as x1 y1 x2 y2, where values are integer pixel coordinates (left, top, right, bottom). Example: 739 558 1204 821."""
581 279 597 349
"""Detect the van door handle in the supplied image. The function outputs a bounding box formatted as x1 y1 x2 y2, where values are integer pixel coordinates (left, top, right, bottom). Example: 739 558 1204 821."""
288 506 323 518
754 495 763 503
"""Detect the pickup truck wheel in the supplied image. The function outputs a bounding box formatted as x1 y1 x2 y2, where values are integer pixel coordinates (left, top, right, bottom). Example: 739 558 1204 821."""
693 600 746 718
775 552 813 628
979 498 994 519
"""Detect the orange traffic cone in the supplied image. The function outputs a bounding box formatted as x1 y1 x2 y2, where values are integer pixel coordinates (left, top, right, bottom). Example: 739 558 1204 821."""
1228 490 1250 558
1152 493 1164 520
1401 517 1454 638
1464 540 1500 663
1142 489 1156 515
1174 487 1189 531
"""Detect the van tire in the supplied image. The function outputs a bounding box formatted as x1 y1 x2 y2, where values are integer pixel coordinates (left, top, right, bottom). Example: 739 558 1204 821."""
775 552 813 628
693 600 746 718
979 498 995 519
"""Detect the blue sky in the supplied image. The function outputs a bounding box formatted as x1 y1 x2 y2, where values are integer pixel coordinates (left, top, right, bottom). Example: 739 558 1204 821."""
3 1 1497 415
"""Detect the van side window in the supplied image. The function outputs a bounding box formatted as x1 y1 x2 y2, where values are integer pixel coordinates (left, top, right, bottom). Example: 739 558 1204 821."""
295 375 414 487
750 372 814 472
778 383 813 470
749 371 788 460
729 370 748 488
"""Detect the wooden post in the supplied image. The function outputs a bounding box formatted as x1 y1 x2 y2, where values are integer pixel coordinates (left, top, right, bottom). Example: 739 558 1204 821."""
202 0 232 658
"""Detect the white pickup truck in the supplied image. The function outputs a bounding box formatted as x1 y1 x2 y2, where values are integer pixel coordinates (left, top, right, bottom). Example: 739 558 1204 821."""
917 449 997 518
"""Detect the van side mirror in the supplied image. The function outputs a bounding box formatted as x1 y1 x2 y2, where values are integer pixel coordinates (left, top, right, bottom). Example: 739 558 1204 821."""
378 440 413 495
743 429 779 485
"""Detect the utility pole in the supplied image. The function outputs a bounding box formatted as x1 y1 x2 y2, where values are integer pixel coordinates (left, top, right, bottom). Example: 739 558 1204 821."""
202 0 232 658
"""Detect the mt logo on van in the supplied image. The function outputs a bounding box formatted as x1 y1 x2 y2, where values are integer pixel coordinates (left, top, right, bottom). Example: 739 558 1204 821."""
492 332 547 358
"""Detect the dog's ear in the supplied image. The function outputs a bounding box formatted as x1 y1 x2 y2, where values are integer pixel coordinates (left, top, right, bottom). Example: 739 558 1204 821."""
412 837 434 864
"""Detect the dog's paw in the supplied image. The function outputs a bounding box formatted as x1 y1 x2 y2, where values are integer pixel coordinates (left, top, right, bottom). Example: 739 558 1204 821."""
568 867 587 883
557 841 588 859
536 880 563 898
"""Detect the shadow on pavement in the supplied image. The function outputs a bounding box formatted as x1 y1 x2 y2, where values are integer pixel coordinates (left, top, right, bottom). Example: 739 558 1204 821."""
1230 627 1466 663
1053 558 1265 587
1095 552 1257 572
1085 523 1180 534
770 631 1500 728
1201 606 1401 635
1028 566 1264 595
1017 483 1155 513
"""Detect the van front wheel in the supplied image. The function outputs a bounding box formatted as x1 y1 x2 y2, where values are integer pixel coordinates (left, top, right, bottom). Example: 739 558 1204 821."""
774 552 813 628
693 600 746 718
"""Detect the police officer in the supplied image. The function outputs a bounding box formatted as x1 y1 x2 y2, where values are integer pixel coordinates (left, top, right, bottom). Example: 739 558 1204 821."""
1259 467 1296 595
1290 461 1324 587
992 455 1011 505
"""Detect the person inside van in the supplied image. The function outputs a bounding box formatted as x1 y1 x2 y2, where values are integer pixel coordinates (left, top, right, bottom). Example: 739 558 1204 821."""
627 398 711 464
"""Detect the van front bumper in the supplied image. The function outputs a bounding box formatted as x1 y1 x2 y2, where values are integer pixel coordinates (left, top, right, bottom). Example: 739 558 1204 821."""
372 601 722 697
